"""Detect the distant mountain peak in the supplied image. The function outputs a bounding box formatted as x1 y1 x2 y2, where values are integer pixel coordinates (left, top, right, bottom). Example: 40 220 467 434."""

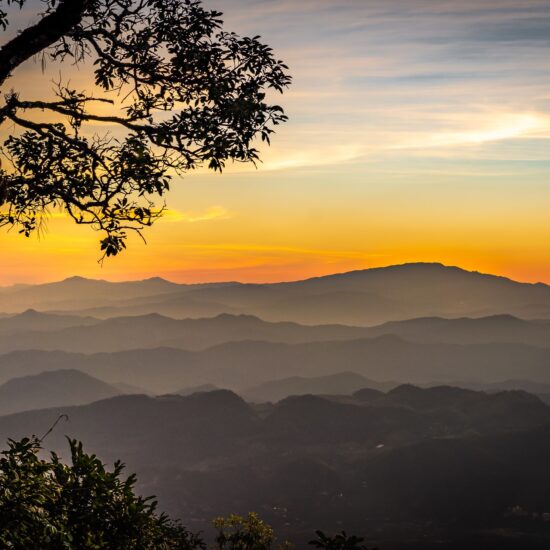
18 308 43 317
294 262 548 287
141 276 174 284
62 275 93 283
0 368 121 416
213 312 262 322
55 275 177 287
377 262 448 271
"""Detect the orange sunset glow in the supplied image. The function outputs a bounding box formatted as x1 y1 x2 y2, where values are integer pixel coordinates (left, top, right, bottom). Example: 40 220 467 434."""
1 0 549 286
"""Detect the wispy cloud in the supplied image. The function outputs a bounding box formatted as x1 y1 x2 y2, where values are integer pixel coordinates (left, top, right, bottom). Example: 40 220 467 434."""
9 0 550 171
160 206 234 224
209 0 550 170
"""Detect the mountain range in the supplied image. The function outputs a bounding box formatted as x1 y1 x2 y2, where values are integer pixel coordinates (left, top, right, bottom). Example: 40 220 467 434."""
243 372 390 403
1 335 550 394
2 263 550 324
0 308 550 357
3 263 550 548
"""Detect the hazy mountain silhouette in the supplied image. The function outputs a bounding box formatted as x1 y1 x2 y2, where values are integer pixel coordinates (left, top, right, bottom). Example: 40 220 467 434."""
102 263 550 324
0 313 376 354
177 384 219 396
0 390 258 467
365 314 550 346
243 372 389 403
1 309 550 356
3 263 550 325
111 381 154 395
0 369 121 415
0 348 197 392
422 379 550 409
0 309 100 335
0 276 227 313
1 387 550 547
353 386 386 402
3 336 550 392
0 385 546 475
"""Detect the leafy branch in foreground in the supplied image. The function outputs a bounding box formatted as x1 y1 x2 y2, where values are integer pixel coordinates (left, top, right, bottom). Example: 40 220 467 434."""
0 436 202 549
0 0 290 258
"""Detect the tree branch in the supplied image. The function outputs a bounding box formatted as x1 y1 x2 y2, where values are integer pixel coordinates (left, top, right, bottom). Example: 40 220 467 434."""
13 98 146 131
0 0 89 86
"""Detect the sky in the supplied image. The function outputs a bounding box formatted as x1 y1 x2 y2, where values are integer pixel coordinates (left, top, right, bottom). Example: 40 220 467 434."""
1 0 550 285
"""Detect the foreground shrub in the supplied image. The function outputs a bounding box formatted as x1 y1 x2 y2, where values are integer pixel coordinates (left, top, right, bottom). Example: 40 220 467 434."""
0 436 202 549
214 512 292 550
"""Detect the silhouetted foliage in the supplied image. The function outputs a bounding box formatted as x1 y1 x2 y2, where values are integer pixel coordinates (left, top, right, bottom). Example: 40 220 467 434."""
214 513 291 550
309 531 376 550
0 0 290 257
0 436 204 549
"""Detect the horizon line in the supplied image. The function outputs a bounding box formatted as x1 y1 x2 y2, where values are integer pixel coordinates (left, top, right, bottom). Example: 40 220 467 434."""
1 261 548 289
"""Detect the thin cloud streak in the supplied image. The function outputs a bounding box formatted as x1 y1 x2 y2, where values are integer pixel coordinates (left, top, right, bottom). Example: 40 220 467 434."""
159 206 235 224
209 0 550 171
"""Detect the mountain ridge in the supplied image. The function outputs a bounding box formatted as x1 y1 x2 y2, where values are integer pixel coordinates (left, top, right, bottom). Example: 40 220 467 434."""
1 309 550 355
2 262 546 290
2 335 550 393
2 262 550 326
0 369 121 415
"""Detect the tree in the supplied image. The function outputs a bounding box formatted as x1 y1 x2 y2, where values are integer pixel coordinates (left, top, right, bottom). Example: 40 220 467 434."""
0 435 205 549
0 0 290 257
213 512 291 550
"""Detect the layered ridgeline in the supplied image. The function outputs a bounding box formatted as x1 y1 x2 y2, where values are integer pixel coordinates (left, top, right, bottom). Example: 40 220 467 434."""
2 310 550 355
1 284 550 394
0 370 122 416
1 387 550 547
1 326 550 393
2 264 550 547
1 263 550 324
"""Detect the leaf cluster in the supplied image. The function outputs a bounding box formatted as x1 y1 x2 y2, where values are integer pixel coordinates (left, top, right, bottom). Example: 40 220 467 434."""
0 436 203 549
0 0 290 257
214 512 292 550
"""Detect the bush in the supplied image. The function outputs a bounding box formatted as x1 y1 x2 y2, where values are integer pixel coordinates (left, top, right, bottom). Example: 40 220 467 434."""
214 512 292 550
0 436 202 549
